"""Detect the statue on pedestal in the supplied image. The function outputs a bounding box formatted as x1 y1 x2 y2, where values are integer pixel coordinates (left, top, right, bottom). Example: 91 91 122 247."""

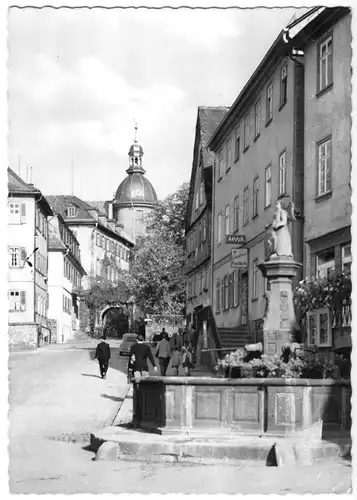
270 200 296 259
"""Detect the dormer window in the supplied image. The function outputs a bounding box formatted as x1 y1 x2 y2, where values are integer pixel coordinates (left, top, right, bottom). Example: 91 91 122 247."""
67 206 77 218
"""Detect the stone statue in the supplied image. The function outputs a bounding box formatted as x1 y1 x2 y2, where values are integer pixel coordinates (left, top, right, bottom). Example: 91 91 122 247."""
263 290 271 318
270 200 295 258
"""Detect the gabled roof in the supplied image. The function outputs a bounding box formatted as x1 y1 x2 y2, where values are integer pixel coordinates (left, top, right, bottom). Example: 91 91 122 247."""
8 167 53 215
84 200 108 216
8 166 41 195
46 195 97 222
185 106 229 232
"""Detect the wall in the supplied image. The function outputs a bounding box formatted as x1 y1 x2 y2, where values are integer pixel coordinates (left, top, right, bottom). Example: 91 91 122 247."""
116 205 153 241
8 196 36 324
213 58 304 330
9 323 38 350
303 14 352 245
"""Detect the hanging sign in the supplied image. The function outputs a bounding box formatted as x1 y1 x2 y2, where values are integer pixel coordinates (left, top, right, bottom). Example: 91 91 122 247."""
226 234 246 245
231 248 248 269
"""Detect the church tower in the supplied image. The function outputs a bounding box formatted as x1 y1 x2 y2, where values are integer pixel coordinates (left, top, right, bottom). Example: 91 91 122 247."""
112 125 157 241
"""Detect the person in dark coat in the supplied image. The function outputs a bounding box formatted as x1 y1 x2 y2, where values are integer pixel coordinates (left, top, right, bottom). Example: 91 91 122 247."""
95 335 111 379
129 334 157 382
155 332 172 376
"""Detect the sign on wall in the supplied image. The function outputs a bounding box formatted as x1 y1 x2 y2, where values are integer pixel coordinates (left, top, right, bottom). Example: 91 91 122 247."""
231 248 248 269
226 234 246 245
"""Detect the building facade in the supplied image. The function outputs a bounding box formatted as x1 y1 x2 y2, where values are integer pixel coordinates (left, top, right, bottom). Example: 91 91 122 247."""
208 28 306 348
293 7 352 350
185 107 229 350
111 127 158 242
46 195 134 331
8 167 53 349
47 213 86 343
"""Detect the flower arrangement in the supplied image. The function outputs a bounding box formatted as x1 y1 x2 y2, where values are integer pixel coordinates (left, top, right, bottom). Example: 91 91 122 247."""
215 348 343 379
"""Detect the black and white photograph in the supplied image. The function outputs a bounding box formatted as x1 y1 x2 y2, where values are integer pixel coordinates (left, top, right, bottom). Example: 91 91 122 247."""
5 0 353 495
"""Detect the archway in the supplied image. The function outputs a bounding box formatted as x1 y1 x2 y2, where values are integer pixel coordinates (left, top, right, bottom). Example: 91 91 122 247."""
100 304 130 338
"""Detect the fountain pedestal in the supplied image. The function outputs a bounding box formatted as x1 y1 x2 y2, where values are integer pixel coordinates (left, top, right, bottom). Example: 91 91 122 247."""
259 256 302 358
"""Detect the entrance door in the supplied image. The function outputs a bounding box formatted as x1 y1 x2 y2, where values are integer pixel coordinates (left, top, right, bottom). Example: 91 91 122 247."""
241 273 248 324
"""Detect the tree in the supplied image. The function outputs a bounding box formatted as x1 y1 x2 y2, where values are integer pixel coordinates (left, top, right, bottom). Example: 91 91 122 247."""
117 182 189 316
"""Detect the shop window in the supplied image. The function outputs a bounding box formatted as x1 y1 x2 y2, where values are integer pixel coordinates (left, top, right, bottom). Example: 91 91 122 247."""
307 308 332 347
316 248 335 279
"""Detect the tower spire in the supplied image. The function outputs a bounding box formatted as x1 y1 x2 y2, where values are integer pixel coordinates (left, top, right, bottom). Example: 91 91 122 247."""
134 120 138 143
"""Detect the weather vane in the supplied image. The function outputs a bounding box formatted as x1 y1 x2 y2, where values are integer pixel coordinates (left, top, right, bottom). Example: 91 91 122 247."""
134 119 138 143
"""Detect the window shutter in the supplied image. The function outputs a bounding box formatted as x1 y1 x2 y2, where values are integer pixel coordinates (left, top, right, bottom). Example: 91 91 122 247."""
20 203 26 222
20 291 26 310
228 273 233 307
21 248 27 263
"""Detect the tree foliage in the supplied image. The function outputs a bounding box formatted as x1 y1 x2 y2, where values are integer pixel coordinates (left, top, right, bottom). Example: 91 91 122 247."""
118 182 189 316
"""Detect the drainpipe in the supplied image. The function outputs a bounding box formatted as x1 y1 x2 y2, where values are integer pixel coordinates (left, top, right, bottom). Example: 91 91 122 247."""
282 28 304 68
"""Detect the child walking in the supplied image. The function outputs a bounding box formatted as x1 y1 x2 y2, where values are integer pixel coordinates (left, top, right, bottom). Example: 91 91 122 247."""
182 343 194 376
171 346 182 376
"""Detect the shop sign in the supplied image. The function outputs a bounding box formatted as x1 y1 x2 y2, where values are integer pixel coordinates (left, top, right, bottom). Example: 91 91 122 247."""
226 234 246 245
231 248 248 269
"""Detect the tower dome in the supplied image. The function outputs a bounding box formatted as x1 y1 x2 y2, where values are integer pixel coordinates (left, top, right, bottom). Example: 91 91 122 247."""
113 124 158 240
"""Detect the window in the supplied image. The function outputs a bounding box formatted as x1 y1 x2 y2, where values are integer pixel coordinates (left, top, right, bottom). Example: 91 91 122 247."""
233 196 239 233
9 202 22 224
243 187 249 225
202 216 207 242
224 275 229 310
195 189 199 210
280 64 288 106
216 278 221 313
235 126 240 161
254 100 261 137
342 243 351 275
265 165 272 207
220 278 224 310
244 113 250 150
96 233 100 246
279 151 287 196
9 247 26 268
199 182 204 205
227 136 233 171
225 205 230 236
253 177 259 217
136 210 144 220
266 83 273 123
307 308 332 347
218 149 224 180
217 213 222 244
318 35 333 92
233 270 239 307
317 138 332 196
316 248 335 279
253 260 259 299
9 290 26 311
67 206 77 217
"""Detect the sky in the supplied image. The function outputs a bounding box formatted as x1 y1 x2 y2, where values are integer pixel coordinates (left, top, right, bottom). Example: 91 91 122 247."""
8 5 308 202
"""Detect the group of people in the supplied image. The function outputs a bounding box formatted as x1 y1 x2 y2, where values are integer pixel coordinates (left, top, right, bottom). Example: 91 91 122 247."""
94 328 196 382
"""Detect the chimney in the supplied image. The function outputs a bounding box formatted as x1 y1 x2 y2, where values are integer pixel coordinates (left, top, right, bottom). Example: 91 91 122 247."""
108 203 113 220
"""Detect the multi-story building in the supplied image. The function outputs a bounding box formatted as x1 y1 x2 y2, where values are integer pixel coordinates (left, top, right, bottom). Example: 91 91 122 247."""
47 213 86 343
208 22 307 348
8 167 53 349
292 7 352 350
185 106 228 347
46 195 134 331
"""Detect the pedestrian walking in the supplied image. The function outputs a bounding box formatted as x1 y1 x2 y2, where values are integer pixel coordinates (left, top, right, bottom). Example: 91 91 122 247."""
129 333 157 383
155 332 172 376
95 335 111 379
171 345 182 376
182 342 194 376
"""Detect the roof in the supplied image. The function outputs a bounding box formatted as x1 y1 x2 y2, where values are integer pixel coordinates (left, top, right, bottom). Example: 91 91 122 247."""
8 167 53 215
46 195 97 222
114 173 158 205
185 106 229 232
8 167 40 194
84 200 108 216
